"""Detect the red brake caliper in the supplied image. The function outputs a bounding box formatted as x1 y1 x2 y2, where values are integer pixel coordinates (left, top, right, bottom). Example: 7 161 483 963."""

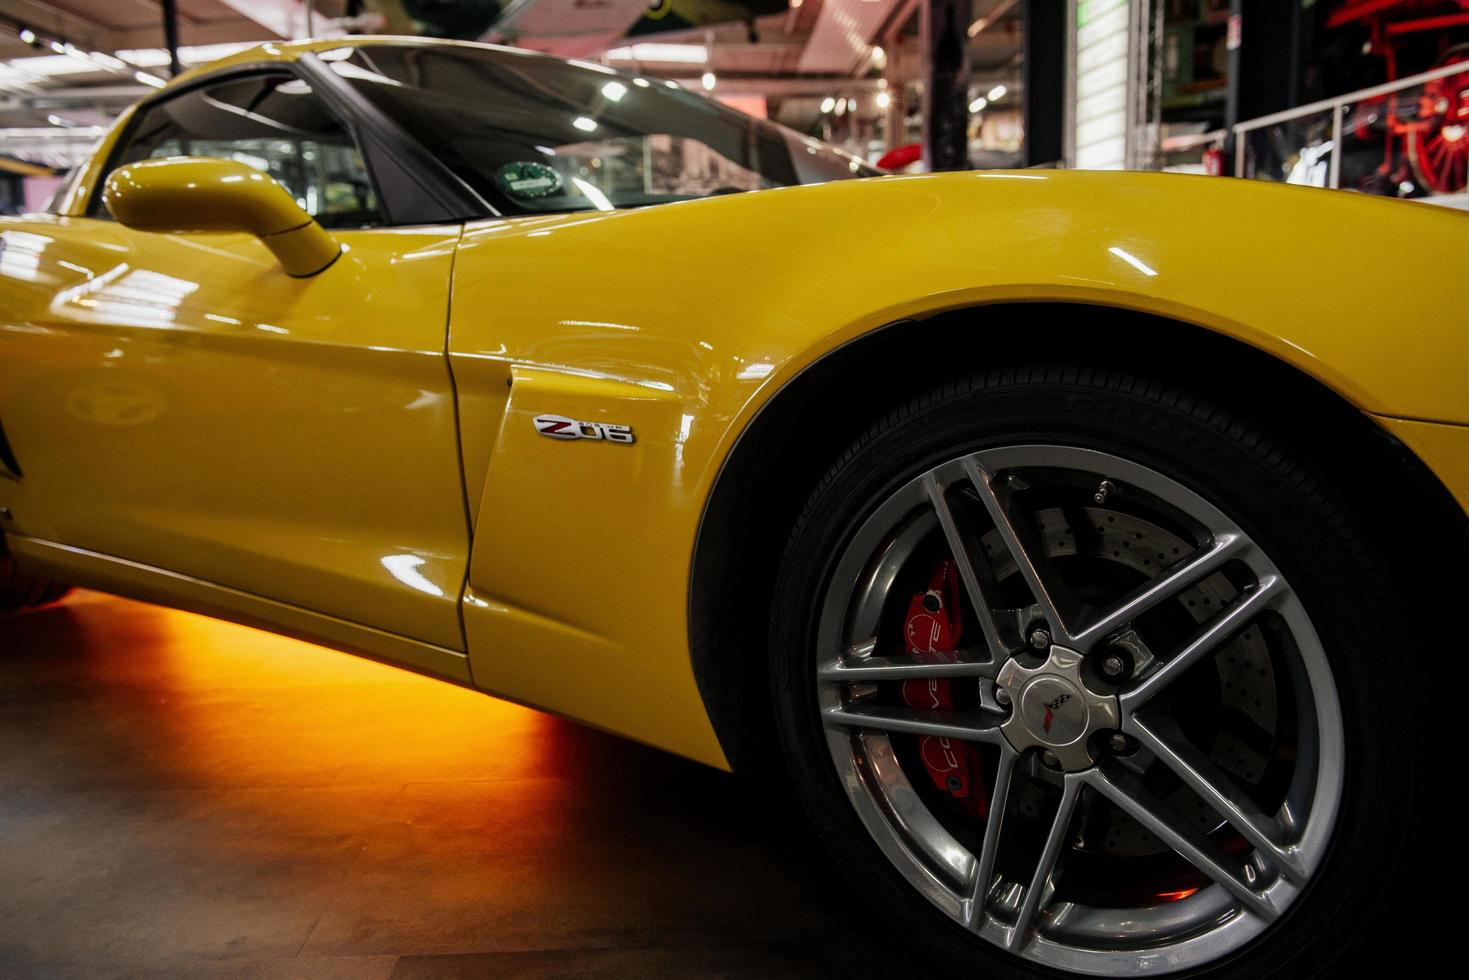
899 559 989 819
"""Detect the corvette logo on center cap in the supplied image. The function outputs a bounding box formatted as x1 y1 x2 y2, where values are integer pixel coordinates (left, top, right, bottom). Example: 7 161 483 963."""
1042 693 1073 733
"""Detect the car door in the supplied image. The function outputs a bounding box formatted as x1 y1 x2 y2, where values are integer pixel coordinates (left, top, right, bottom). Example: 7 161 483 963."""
0 69 470 655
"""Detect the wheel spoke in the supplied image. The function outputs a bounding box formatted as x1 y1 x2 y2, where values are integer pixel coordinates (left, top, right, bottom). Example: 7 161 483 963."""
925 474 1015 658
1128 714 1307 884
822 704 1005 743
1084 763 1279 921
1007 774 1082 950
1122 576 1284 711
1071 532 1248 651
962 458 1077 643
964 745 1019 929
818 650 1001 684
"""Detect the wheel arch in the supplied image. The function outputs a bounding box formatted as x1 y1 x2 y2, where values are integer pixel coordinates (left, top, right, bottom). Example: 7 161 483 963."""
688 301 1469 771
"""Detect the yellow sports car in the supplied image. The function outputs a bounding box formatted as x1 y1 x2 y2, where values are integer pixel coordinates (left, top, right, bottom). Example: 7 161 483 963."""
1 37 1464 979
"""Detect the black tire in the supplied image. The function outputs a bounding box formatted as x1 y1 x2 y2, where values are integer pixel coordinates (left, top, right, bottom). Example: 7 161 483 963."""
0 550 72 616
769 366 1428 978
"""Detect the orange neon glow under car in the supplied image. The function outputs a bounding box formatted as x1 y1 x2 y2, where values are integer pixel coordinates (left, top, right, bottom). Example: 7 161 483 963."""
1 36 1464 978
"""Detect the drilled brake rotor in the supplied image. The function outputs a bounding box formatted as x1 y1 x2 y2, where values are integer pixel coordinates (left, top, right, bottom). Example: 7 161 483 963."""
978 506 1278 857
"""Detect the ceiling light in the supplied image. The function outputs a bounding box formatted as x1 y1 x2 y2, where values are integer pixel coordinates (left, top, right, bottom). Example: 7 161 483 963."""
969 96 987 113
605 43 708 64
876 91 891 109
87 51 127 71
3 55 96 78
46 114 74 127
0 126 105 138
847 97 859 112
18 29 37 45
968 17 990 37
701 70 716 91
601 80 628 102
134 70 166 88
988 84 1007 101
834 99 846 117
872 45 885 64
572 116 597 132
114 43 260 69
820 96 835 113
114 46 183 67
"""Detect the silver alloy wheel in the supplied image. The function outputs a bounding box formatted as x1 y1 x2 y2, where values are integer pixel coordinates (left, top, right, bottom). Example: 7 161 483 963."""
815 445 1344 975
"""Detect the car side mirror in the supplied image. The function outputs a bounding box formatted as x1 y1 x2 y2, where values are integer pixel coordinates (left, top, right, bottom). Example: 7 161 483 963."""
103 157 342 278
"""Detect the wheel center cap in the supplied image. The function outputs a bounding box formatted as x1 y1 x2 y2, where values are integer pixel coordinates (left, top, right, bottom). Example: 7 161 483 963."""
1019 676 1088 744
997 645 1120 771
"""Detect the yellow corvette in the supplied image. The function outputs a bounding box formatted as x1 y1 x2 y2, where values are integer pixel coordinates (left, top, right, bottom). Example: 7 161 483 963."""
1 37 1464 978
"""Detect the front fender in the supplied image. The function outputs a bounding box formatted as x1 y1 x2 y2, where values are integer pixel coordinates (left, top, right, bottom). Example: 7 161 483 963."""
446 171 1466 768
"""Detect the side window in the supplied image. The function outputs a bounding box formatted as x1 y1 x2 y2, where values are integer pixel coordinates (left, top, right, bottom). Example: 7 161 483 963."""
92 73 381 229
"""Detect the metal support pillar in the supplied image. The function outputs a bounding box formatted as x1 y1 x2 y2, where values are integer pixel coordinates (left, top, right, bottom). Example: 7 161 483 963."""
1023 0 1066 166
161 0 181 77
922 0 973 171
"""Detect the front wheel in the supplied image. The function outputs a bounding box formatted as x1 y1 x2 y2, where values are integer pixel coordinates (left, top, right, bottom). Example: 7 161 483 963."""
770 368 1419 977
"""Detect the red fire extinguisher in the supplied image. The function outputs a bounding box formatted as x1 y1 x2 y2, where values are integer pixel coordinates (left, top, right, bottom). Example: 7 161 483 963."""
1203 147 1225 176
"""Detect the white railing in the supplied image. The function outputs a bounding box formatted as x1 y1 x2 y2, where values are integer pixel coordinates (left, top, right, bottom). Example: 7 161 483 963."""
1232 58 1469 190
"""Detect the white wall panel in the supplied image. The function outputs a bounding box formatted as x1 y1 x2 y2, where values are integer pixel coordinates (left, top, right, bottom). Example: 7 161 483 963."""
1072 0 1132 169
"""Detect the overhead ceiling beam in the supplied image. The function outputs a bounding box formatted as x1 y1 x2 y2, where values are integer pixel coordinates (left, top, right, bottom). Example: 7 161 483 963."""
489 0 651 41
797 0 907 76
0 0 119 49
212 0 343 39
107 18 266 48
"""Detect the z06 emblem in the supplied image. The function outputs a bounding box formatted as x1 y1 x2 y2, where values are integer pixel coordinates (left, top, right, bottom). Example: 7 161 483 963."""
533 414 635 444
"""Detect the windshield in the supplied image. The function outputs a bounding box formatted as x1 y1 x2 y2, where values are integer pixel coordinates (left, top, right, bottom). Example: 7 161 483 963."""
328 42 878 217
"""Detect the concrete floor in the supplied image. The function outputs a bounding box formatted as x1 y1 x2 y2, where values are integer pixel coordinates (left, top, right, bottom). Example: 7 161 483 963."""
0 592 927 979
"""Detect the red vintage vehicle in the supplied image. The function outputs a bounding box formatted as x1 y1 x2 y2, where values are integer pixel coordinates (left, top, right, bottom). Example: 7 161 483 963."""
1330 0 1469 193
